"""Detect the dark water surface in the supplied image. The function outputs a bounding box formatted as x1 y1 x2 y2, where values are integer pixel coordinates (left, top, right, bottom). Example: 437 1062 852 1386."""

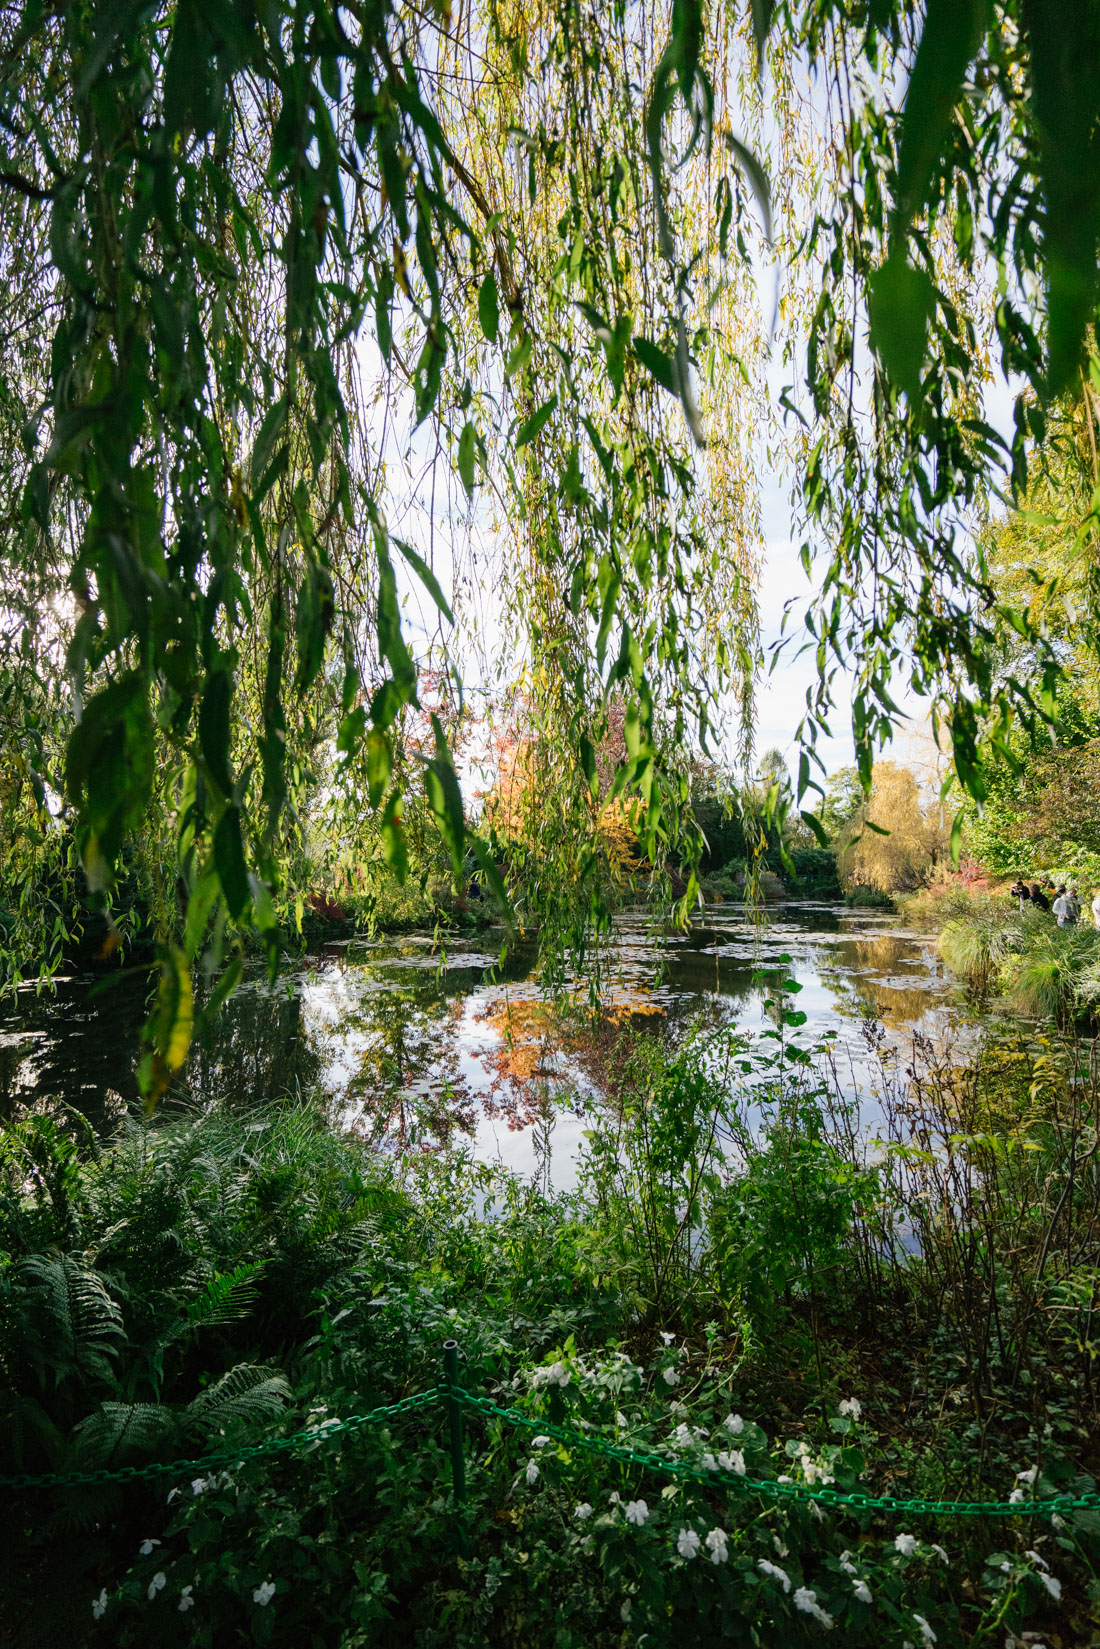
1 902 967 1185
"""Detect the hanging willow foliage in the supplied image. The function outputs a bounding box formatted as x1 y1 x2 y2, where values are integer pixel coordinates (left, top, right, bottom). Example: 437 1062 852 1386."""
1 0 1098 1088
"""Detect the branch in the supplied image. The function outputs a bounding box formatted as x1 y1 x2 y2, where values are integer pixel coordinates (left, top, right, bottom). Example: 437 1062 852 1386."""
0 167 55 202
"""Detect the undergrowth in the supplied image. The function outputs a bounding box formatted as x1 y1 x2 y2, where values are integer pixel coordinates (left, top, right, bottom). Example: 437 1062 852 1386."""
3 1003 1100 1646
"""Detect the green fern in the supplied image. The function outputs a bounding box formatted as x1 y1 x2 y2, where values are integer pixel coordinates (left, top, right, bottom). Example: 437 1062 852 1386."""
185 1363 291 1436
7 1255 123 1391
70 1400 176 1468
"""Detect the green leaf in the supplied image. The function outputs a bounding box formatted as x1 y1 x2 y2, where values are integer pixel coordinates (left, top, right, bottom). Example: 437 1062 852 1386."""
381 790 408 882
950 811 964 868
515 394 558 449
868 255 936 397
895 0 991 230
214 805 250 921
799 811 831 849
478 268 499 343
392 535 454 624
724 133 772 244
469 832 512 918
749 0 775 61
365 728 391 810
633 337 677 393
199 667 233 796
424 713 465 873
457 420 476 497
65 673 155 892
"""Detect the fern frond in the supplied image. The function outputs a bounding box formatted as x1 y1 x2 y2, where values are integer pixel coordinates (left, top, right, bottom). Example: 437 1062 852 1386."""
71 1400 176 1467
12 1256 122 1388
184 1363 291 1434
185 1262 266 1330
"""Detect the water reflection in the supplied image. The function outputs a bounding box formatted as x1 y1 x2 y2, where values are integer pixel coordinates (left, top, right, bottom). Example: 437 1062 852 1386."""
0 903 969 1185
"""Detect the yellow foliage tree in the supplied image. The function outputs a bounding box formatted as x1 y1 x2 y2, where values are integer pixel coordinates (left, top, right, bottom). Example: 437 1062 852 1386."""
838 763 949 893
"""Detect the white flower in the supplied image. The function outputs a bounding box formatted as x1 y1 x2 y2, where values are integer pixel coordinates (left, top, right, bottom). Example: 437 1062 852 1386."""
853 1580 872 1604
662 1368 680 1387
616 1411 627 1427
677 1528 701 1559
778 1474 792 1484
912 1614 936 1646
702 1452 718 1471
673 1423 692 1447
252 1580 276 1607
1026 1549 1049 1570
1038 1573 1062 1601
809 1499 825 1523
532 1360 570 1389
575 1502 593 1520
532 1435 551 1450
178 1586 194 1613
147 1572 166 1601
166 1488 179 1503
757 1558 791 1593
895 1532 918 1557
670 1401 689 1419
609 1491 621 1504
620 1600 632 1623
92 1590 108 1620
931 1544 949 1565
660 1331 676 1345
1016 1466 1038 1485
724 1413 744 1435
720 1449 746 1475
1052 1513 1067 1531
793 1587 834 1628
1009 1488 1027 1504
139 1539 161 1556
838 1398 862 1419
191 1477 207 1497
525 1459 540 1485
773 1537 789 1557
839 1551 858 1577
625 1499 649 1527
705 1527 729 1565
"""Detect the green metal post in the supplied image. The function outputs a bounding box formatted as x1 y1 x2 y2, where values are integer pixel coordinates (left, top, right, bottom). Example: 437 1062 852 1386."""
443 1339 466 1505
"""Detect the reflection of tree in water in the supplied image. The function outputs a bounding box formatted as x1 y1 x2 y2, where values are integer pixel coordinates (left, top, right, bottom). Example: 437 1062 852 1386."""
473 992 669 1120
815 934 952 1031
176 980 325 1113
315 984 477 1151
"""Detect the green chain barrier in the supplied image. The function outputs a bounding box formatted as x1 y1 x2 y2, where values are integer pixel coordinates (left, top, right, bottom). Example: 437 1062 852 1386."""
448 1389 1099 1520
4 1366 1099 1521
0 1388 441 1492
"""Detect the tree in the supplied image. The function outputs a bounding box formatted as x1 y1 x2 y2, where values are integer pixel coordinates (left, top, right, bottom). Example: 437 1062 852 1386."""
839 764 950 894
3 0 1100 1082
819 769 863 843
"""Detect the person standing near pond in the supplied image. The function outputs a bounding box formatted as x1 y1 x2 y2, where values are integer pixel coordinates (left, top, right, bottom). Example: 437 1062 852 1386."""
1029 882 1051 912
1053 885 1078 927
1092 887 1100 929
1010 878 1031 909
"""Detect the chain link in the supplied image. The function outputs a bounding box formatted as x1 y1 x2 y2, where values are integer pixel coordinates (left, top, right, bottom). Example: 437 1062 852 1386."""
0 1388 442 1491
449 1388 1100 1520
6 1376 1099 1520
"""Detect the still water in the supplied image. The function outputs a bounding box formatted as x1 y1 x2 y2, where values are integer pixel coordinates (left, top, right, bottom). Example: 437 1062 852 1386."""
1 903 967 1187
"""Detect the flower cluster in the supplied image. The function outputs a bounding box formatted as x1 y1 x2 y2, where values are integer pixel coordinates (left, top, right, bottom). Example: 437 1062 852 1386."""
793 1586 833 1628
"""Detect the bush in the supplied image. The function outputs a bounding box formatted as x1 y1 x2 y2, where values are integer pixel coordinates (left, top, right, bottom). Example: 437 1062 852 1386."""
843 886 894 910
781 847 841 895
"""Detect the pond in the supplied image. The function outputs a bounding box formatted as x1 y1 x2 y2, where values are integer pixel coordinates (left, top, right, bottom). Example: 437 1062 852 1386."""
0 902 971 1187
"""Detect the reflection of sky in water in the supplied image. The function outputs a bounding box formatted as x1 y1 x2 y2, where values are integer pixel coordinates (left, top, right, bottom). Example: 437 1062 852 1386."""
291 903 971 1191
1 903 973 1193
